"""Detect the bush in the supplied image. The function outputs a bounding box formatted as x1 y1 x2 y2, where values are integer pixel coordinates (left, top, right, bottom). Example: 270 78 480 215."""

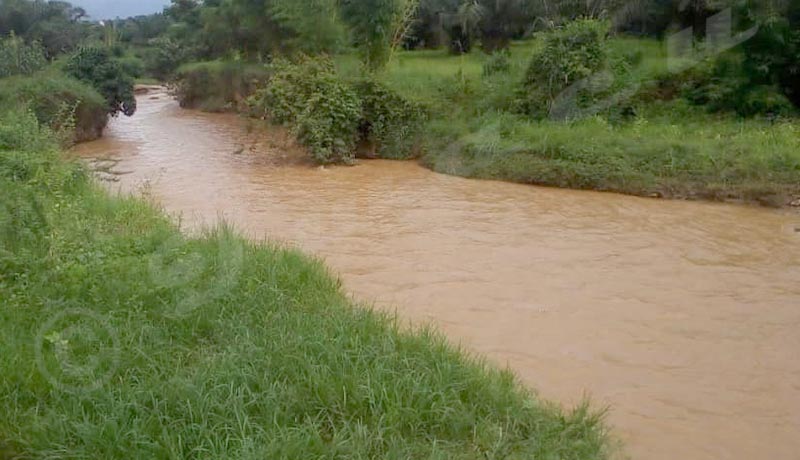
176 61 271 112
64 47 136 117
249 57 428 163
740 85 796 117
482 49 511 76
0 34 46 78
248 57 334 123
142 37 195 80
679 53 797 117
0 107 59 153
0 71 108 143
517 19 611 119
353 79 426 159
296 81 362 163
117 55 146 80
250 57 361 163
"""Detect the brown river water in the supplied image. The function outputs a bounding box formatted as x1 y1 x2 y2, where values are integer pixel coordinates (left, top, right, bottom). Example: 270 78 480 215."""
73 90 800 460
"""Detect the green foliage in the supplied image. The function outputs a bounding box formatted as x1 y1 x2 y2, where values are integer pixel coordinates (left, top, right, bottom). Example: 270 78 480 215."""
64 47 137 117
354 79 427 159
0 107 59 153
482 48 511 76
296 82 362 164
270 0 347 53
140 37 194 80
739 85 796 117
0 0 91 58
176 60 271 112
340 0 402 70
408 0 537 53
117 13 172 47
423 108 800 204
475 0 537 52
250 57 361 163
249 57 430 163
249 57 336 123
0 34 46 78
341 38 800 204
518 19 612 118
116 55 146 80
677 51 797 118
0 71 108 143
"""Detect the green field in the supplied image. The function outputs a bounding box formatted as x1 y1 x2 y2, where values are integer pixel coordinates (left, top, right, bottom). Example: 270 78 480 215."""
0 109 612 458
355 40 800 206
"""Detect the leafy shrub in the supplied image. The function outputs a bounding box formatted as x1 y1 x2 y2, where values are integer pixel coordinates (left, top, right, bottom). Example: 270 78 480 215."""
296 82 362 163
142 37 195 80
739 85 796 117
64 47 136 117
250 57 428 163
0 107 58 153
250 57 361 163
176 61 271 112
482 49 511 76
679 53 797 117
117 56 146 80
517 19 611 119
0 71 108 143
737 2 800 109
269 0 347 53
353 79 426 159
0 34 46 78
248 57 335 123
435 69 479 108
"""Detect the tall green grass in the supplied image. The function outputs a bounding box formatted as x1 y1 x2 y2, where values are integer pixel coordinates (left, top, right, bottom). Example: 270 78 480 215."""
0 70 107 143
0 109 612 458
423 107 800 204
348 38 800 206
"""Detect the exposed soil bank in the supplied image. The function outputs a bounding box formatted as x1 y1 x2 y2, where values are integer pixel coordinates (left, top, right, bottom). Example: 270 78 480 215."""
73 91 800 460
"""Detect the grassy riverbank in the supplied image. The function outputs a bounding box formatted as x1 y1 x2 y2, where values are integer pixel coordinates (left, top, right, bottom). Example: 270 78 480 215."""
0 110 612 458
0 70 108 143
175 37 800 207
367 43 800 206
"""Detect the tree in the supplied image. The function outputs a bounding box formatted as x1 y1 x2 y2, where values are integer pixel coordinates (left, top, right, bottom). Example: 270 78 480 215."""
65 47 136 117
0 0 92 57
340 0 404 70
118 14 172 47
0 33 46 78
737 0 800 107
405 0 460 49
407 0 539 53
270 0 347 54
476 0 538 52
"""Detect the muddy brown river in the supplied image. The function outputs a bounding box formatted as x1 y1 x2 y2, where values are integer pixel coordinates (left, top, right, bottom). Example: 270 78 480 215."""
73 90 800 460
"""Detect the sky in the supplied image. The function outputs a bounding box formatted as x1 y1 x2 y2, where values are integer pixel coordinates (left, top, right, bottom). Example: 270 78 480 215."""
72 0 171 20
